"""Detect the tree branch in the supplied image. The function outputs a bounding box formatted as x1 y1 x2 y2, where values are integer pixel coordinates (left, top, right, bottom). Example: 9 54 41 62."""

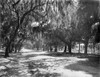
55 34 69 45
20 3 45 25
12 0 20 8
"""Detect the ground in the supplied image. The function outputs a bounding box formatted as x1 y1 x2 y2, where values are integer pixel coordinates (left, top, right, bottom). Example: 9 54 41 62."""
0 48 99 77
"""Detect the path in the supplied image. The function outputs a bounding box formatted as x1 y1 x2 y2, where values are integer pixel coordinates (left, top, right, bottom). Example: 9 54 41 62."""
0 48 99 77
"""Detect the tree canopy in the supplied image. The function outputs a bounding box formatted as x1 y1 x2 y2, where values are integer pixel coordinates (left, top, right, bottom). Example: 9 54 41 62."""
0 0 100 57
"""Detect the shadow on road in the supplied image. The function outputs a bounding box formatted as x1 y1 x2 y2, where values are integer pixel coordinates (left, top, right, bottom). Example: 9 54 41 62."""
64 56 99 77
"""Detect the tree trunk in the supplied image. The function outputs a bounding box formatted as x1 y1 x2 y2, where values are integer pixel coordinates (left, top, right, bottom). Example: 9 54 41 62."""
93 45 95 54
50 46 52 52
79 42 80 53
68 44 71 54
9 44 13 53
15 46 17 53
4 46 9 58
4 12 20 56
54 46 57 52
64 45 67 53
84 41 88 54
4 25 19 57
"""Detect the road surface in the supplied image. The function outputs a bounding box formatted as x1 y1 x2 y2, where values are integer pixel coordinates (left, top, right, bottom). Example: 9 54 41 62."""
0 48 99 77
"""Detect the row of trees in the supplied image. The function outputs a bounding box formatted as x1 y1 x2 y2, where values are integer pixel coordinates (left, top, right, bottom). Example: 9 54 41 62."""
0 0 100 57
42 0 100 54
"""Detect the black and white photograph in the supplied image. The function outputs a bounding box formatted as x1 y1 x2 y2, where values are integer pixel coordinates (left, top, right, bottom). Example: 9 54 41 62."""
0 0 100 77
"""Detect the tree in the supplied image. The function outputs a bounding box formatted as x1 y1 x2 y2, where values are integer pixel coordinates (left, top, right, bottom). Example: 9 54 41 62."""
54 0 79 53
0 0 48 57
76 0 100 54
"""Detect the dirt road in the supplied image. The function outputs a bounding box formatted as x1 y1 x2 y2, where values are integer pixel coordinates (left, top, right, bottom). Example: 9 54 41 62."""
0 48 99 77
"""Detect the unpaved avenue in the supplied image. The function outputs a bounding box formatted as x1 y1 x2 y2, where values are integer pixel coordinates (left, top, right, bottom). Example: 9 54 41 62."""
0 49 99 77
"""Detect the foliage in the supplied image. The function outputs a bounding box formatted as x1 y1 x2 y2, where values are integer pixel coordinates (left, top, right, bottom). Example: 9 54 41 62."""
0 0 100 57
0 0 49 57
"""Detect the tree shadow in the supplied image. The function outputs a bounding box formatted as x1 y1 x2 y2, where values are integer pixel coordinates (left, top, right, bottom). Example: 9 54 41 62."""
43 52 77 57
29 71 61 77
27 61 61 77
44 52 100 58
64 56 100 77
78 55 100 67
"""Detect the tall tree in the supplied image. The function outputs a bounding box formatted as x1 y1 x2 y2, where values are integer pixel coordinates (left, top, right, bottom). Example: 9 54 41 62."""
76 0 99 54
0 0 48 57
